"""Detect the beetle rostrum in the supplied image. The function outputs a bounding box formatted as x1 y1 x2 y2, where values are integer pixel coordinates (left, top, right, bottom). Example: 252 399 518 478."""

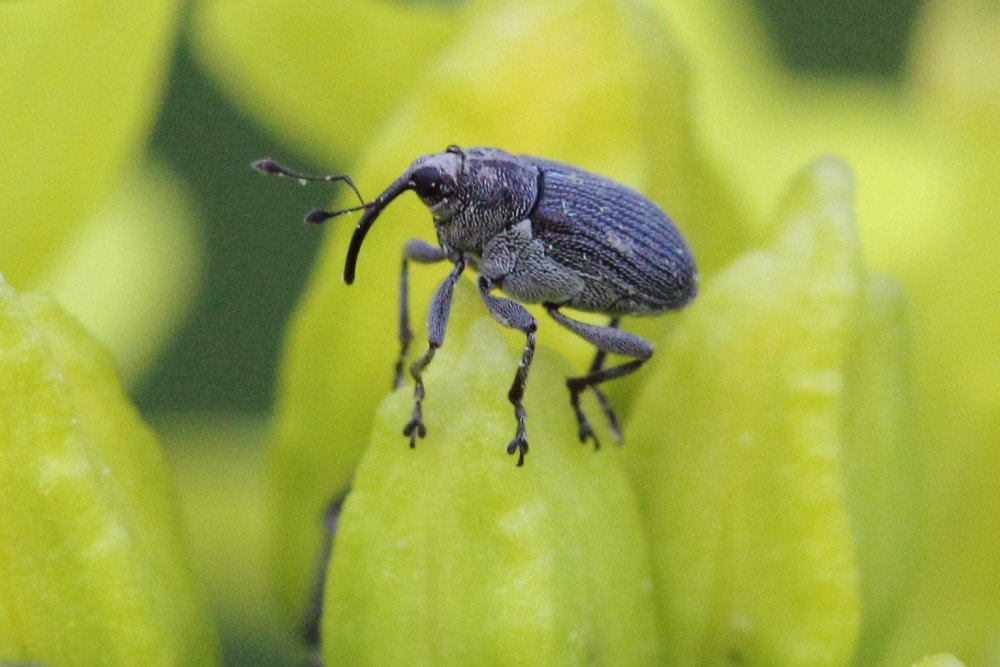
254 145 698 466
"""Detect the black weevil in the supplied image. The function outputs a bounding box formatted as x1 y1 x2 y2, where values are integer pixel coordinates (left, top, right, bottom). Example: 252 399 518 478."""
254 145 698 466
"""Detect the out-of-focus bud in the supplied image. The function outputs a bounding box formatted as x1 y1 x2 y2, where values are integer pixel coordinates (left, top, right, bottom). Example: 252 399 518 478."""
0 280 217 666
625 158 916 665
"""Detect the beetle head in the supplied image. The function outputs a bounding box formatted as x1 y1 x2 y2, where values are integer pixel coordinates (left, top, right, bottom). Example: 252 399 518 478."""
343 145 537 284
407 146 465 216
342 147 466 284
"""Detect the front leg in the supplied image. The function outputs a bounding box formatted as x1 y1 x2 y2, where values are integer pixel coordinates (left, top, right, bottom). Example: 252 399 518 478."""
477 276 538 466
395 238 447 388
403 257 465 448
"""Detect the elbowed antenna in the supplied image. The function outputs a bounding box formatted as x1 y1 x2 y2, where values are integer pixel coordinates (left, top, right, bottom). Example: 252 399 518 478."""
342 173 414 285
252 158 376 223
251 158 367 207
252 157 415 286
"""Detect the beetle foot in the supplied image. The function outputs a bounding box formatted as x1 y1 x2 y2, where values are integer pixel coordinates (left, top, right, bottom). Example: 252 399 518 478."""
506 403 529 466
591 387 623 445
403 376 428 447
569 389 601 450
575 412 601 450
402 401 426 448
506 435 528 467
402 417 426 448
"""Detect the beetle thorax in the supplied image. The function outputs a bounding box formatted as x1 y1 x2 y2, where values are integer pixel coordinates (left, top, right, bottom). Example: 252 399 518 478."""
423 147 540 256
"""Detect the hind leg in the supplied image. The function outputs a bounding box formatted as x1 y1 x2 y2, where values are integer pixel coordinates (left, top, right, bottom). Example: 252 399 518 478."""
545 307 653 448
579 317 625 446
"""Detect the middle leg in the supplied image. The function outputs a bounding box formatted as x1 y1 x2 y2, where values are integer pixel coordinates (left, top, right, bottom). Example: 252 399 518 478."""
477 276 538 466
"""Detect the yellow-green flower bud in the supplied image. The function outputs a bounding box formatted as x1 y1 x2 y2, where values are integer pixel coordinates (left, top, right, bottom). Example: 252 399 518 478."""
321 279 663 665
911 654 967 667
624 158 916 665
0 0 180 288
0 0 200 383
0 280 217 666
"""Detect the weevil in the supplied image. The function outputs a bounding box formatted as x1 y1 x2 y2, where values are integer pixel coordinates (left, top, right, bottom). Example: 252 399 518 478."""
254 145 697 466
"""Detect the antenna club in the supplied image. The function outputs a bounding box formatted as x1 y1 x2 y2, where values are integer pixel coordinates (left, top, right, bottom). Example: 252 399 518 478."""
305 209 335 224
251 158 282 175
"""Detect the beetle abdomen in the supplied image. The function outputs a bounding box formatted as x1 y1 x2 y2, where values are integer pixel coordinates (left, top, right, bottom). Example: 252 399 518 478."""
529 162 697 315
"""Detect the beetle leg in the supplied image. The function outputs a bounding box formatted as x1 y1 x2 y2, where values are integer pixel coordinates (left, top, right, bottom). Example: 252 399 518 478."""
545 307 653 448
579 317 623 447
477 276 538 466
403 258 464 447
396 239 447 388
300 487 350 661
566 359 645 448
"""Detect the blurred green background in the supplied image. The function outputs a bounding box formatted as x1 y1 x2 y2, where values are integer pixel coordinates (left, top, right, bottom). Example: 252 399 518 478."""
136 0 920 417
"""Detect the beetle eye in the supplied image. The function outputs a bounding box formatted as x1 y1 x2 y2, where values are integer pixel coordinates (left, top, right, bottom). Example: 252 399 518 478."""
409 166 446 201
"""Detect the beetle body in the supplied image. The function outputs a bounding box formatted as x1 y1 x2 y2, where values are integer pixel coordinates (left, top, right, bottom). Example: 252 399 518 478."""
255 145 698 465
433 149 697 315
